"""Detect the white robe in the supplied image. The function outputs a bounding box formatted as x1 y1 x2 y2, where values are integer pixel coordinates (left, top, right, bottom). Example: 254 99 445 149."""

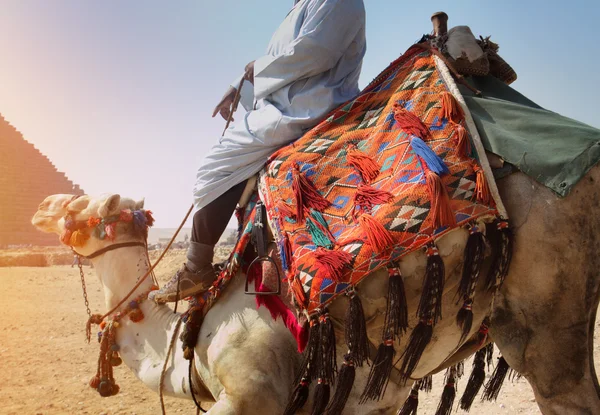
193 0 366 209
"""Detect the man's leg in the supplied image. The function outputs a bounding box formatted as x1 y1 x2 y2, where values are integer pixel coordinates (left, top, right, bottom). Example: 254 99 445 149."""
151 180 247 303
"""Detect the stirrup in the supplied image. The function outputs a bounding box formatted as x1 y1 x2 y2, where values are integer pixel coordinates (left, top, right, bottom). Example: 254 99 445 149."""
244 255 282 296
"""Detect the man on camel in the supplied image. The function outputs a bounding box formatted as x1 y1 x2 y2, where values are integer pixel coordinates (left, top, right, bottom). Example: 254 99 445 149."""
152 0 367 302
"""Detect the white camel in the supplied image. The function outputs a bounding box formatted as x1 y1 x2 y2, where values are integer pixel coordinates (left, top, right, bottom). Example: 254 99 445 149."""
32 157 600 415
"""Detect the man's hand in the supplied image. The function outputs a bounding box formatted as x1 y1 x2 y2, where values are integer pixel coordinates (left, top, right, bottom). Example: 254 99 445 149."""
244 60 255 84
212 86 237 121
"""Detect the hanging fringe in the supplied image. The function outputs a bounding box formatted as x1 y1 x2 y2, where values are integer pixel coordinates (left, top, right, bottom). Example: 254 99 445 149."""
279 234 292 272
458 225 486 301
474 166 492 205
485 220 513 291
435 367 457 415
459 348 486 411
359 213 394 253
385 266 409 340
393 104 431 140
345 290 370 367
324 356 355 415
453 123 472 158
354 184 394 217
291 164 331 222
419 375 433 393
312 380 331 415
303 318 321 381
482 357 510 402
398 383 420 415
314 247 352 283
347 146 381 184
399 320 433 382
360 339 396 403
441 91 465 123
411 137 450 175
417 245 445 326
316 312 337 384
456 300 474 344
485 343 495 370
425 170 456 229
277 201 297 221
283 378 310 415
307 216 334 249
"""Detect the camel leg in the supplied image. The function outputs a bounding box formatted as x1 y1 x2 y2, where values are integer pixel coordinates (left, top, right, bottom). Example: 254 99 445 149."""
491 171 600 415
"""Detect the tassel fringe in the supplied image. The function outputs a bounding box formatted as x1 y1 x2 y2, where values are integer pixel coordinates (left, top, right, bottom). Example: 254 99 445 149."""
283 378 310 415
441 91 465 123
485 220 513 291
417 246 445 326
398 383 420 415
474 166 492 205
354 184 393 216
425 170 456 229
359 214 394 253
385 267 409 340
317 312 337 385
399 320 433 382
420 375 433 393
454 123 472 158
291 164 331 222
393 104 431 140
411 137 450 175
459 348 486 411
360 340 396 403
311 380 331 415
482 356 510 402
324 357 355 415
345 291 370 366
347 146 381 184
314 247 352 283
435 367 457 415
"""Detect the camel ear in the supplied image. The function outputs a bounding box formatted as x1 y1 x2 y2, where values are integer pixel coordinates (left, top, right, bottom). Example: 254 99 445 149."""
134 198 145 210
98 194 121 218
67 195 90 213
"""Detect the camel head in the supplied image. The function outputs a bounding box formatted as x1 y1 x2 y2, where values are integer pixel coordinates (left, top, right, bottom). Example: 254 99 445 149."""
32 193 148 257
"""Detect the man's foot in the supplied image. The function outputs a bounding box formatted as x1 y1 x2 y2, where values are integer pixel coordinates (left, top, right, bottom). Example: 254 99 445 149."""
149 264 217 303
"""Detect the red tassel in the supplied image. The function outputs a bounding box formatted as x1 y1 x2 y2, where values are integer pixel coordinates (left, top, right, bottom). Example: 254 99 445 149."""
453 123 471 158
292 165 331 222
393 104 430 140
354 184 394 216
358 214 394 253
277 201 297 220
314 247 352 282
441 92 465 124
474 166 492 205
425 170 456 229
347 147 380 184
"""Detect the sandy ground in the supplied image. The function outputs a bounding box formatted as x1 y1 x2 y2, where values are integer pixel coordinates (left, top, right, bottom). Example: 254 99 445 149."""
1 264 598 415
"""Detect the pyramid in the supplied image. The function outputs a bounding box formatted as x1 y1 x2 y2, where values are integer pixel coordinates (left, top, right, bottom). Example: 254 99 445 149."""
0 114 84 246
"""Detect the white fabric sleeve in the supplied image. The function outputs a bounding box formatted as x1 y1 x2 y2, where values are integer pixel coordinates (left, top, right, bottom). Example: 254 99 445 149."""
253 0 363 101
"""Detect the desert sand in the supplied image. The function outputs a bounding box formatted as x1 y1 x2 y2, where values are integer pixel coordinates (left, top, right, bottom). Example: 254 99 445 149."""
1 250 598 414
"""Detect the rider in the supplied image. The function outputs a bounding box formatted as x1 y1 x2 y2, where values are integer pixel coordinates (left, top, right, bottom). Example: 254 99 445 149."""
152 0 367 302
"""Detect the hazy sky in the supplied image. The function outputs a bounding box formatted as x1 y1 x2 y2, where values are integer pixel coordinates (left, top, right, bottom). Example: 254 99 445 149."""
1 1 598 227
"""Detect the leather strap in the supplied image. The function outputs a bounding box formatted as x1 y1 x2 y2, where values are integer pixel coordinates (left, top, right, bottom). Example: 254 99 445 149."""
79 241 146 259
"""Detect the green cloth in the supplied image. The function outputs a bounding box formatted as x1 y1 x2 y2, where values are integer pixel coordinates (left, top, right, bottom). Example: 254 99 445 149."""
461 76 600 196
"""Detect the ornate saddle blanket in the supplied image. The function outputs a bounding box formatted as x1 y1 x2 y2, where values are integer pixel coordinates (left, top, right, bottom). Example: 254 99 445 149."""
259 46 499 315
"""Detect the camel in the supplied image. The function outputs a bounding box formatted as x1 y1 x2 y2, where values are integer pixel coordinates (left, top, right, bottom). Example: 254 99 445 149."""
32 154 600 414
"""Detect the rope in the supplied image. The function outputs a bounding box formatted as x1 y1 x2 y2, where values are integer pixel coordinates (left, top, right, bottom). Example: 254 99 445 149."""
159 316 184 415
